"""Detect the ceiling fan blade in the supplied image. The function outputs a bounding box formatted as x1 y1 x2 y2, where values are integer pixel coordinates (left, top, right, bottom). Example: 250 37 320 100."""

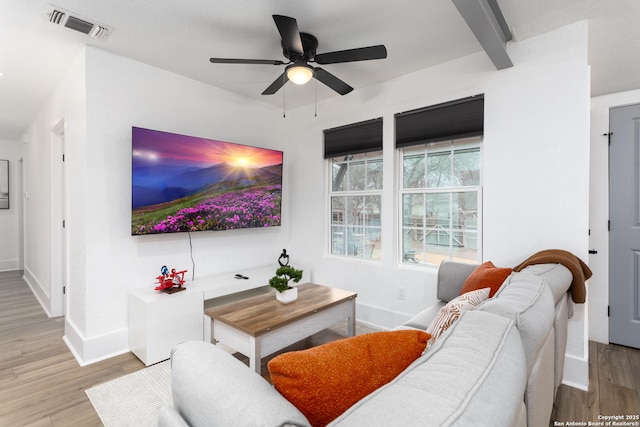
273 15 304 54
315 45 387 64
262 72 289 95
314 68 353 95
210 58 285 65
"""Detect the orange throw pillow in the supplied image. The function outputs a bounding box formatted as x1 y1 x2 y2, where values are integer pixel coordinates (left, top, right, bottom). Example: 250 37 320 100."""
459 261 512 297
268 330 430 427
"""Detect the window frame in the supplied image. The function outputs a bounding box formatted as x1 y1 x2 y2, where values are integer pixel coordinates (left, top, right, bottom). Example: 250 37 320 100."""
398 137 482 267
327 151 384 261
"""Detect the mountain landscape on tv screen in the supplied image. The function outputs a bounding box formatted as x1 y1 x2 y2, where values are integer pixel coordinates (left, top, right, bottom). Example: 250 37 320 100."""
131 127 283 235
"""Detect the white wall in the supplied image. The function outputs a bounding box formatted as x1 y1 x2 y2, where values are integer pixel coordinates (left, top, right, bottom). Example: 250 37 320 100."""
287 22 591 389
62 46 288 364
21 51 86 317
589 88 640 344
0 139 23 271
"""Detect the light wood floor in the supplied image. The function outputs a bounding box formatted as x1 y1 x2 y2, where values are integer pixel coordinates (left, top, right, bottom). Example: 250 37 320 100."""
0 271 145 426
2 272 640 426
551 340 640 425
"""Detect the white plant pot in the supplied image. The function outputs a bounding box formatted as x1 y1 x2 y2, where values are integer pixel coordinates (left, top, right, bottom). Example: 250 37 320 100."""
276 287 298 304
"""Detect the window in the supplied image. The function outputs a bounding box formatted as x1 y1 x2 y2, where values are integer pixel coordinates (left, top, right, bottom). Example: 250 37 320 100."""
400 138 481 266
329 151 383 260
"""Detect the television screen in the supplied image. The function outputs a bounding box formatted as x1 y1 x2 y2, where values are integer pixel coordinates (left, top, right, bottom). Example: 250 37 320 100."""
131 127 283 235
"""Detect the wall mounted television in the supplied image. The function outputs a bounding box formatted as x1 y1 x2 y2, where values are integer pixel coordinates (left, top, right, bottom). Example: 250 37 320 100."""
131 127 283 235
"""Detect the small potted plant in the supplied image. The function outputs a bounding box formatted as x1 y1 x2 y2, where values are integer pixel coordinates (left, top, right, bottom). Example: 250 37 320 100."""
269 265 303 304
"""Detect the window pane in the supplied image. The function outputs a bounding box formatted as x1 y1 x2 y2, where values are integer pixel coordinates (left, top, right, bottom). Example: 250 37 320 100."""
402 193 424 227
346 196 364 226
331 197 345 224
403 150 425 188
331 225 345 255
426 151 452 187
329 151 382 261
367 159 383 190
402 228 420 263
426 192 450 227
452 191 478 261
332 161 346 191
348 161 366 191
364 195 381 226
346 226 361 256
454 147 480 186
365 228 381 260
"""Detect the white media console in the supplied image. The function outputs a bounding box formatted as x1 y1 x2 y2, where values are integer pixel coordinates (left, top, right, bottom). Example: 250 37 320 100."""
128 265 310 365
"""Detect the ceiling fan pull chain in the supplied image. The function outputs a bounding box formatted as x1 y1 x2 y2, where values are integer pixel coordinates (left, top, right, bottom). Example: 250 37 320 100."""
283 74 286 118
314 77 318 117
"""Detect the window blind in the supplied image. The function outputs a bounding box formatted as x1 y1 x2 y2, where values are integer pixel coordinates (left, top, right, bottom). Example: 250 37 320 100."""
395 95 484 148
324 117 383 159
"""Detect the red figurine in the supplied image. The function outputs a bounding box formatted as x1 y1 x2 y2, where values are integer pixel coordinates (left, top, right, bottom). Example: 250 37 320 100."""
155 265 188 293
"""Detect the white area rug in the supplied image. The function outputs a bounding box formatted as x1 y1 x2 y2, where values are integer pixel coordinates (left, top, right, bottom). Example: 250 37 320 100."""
86 360 172 427
86 321 380 426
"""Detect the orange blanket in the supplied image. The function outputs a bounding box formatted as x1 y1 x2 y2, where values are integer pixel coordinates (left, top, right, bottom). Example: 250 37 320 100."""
513 249 592 303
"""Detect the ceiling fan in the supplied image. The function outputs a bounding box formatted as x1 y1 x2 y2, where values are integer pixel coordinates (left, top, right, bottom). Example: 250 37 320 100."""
209 15 387 96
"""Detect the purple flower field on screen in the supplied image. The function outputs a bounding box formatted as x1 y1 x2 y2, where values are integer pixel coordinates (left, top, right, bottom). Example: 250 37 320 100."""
136 185 281 234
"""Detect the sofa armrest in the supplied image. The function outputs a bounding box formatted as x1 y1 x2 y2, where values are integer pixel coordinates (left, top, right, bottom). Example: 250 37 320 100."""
437 260 478 302
169 341 310 427
401 302 445 330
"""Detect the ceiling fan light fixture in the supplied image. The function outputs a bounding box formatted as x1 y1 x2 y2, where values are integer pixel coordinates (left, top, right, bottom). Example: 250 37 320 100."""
286 64 313 85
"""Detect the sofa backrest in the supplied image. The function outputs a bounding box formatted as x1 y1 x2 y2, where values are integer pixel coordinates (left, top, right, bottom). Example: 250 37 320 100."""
477 271 556 427
477 271 555 375
436 260 478 302
517 263 572 304
330 310 527 427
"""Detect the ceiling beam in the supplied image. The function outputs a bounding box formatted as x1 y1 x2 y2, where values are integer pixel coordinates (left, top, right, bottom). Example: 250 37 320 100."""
452 0 513 69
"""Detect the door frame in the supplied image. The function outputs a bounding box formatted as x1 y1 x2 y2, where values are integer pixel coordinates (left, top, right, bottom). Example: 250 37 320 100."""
50 119 66 317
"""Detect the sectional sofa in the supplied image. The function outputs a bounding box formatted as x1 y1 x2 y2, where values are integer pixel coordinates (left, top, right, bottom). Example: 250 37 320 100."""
157 259 578 427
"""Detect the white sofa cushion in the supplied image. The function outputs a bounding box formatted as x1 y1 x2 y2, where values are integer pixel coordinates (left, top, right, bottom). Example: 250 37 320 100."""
168 341 310 427
477 271 555 376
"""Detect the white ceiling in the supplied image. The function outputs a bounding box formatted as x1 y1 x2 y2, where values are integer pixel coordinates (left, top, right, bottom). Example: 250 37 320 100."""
1 0 639 141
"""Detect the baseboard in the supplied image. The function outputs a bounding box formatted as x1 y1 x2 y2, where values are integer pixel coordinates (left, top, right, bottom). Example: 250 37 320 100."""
356 302 410 331
561 352 589 391
23 267 52 317
64 317 130 366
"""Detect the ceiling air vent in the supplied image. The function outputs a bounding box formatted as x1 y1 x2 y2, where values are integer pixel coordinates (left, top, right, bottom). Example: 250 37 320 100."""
46 5 114 41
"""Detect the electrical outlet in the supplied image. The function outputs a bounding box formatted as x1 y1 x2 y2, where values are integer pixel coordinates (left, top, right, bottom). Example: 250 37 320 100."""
397 286 406 300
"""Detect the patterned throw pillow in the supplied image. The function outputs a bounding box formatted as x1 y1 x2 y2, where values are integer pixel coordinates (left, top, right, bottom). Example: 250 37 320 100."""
426 287 490 344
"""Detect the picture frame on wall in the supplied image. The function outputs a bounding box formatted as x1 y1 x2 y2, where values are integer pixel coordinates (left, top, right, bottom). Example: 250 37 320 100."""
0 159 8 209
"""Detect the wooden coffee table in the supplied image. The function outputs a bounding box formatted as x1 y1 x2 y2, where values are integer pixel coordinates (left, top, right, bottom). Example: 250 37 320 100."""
204 283 357 374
